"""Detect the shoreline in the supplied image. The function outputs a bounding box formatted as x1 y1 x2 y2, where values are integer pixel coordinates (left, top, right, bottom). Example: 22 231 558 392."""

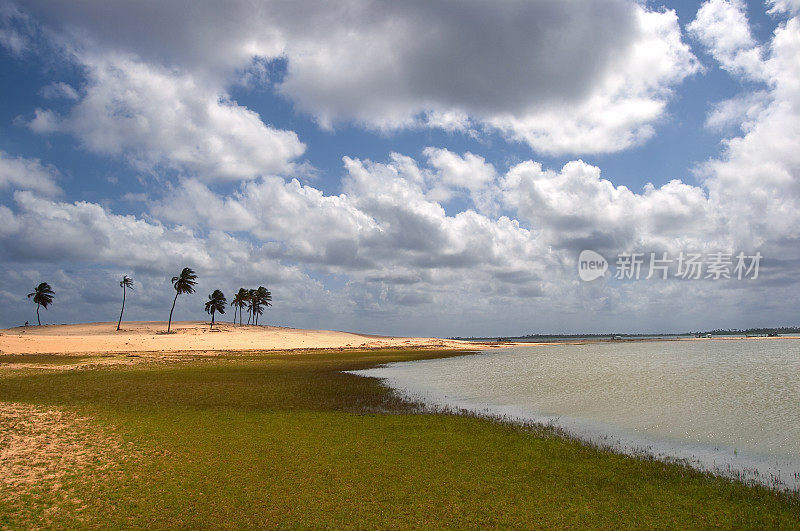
352 358 800 493
351 343 800 494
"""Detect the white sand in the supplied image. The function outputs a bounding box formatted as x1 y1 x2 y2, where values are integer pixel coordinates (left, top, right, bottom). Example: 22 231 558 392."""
0 321 481 355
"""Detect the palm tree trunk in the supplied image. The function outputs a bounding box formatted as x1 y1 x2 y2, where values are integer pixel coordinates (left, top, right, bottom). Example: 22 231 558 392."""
167 291 178 333
36 302 41 326
117 286 126 331
210 310 215 330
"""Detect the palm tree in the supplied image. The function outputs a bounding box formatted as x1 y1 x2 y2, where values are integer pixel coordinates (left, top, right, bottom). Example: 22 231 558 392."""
27 282 54 326
251 298 263 325
247 288 258 325
204 289 227 330
117 275 134 331
254 286 272 326
167 267 197 333
230 288 249 325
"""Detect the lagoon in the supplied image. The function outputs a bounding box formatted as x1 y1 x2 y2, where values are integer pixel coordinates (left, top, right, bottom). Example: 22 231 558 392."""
353 339 800 490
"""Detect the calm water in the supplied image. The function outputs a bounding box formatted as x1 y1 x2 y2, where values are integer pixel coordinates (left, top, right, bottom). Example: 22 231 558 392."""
352 339 800 490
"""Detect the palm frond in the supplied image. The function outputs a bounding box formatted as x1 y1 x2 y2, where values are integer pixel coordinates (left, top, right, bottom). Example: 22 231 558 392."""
172 267 198 295
204 289 227 315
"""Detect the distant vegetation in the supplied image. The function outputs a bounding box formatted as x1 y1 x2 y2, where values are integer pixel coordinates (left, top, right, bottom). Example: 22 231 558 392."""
700 327 800 336
452 327 800 341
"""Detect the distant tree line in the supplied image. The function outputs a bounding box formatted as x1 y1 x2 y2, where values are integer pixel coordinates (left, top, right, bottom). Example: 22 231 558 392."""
450 327 799 340
26 267 273 332
698 327 800 336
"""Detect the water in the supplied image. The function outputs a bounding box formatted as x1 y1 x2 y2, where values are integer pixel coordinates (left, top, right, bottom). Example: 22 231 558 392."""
351 339 800 490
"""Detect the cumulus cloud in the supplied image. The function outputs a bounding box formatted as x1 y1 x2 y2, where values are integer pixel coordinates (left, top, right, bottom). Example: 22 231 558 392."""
137 143 796 332
488 6 700 154
422 147 498 213
28 54 305 181
691 3 800 255
424 148 496 191
0 151 61 196
17 0 697 155
502 160 722 256
150 153 547 286
705 91 770 132
688 0 767 80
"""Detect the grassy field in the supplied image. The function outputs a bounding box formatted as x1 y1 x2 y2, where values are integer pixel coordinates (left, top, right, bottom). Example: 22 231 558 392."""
0 349 798 527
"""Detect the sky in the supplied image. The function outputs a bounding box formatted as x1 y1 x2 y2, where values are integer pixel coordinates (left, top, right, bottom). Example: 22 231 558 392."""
1 0 799 336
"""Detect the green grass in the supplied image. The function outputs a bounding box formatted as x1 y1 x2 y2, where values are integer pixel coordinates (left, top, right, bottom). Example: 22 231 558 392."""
0 353 93 365
0 349 797 527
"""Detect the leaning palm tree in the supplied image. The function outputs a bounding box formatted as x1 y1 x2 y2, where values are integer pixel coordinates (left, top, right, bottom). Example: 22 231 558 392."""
27 282 54 326
254 286 272 326
167 267 197 333
117 275 134 331
230 288 249 326
204 289 227 330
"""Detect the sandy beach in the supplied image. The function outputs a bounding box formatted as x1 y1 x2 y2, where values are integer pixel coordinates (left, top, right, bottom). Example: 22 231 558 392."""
0 321 480 356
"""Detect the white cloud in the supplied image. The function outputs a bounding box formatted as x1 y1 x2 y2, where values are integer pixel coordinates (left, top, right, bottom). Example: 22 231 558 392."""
150 155 546 285
691 4 800 254
688 0 767 81
705 91 769 131
17 0 697 156
422 147 498 213
0 151 61 196
501 160 719 255
423 148 496 192
277 3 698 155
29 54 305 181
768 0 800 15
489 6 700 154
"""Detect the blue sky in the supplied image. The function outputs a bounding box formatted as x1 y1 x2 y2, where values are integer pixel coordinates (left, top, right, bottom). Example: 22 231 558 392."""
1 0 799 335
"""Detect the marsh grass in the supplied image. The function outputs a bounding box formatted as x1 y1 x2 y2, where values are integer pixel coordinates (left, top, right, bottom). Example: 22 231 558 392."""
0 354 93 366
0 349 797 527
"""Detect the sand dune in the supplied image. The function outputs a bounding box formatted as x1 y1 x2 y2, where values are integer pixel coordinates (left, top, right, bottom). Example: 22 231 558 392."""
0 321 480 355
